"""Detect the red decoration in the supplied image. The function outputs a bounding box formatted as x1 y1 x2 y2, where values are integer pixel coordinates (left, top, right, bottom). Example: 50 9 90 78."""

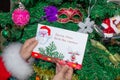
32 52 82 69
57 8 83 23
36 76 40 80
101 16 120 38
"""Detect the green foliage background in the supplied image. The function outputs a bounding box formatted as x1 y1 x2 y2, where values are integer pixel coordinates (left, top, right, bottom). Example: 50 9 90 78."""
0 0 120 80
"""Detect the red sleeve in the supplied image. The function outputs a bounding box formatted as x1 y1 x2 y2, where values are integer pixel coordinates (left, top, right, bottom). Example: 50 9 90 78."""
0 56 11 80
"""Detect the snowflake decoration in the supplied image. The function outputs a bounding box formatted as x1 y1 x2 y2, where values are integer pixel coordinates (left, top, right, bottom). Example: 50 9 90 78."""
78 17 94 33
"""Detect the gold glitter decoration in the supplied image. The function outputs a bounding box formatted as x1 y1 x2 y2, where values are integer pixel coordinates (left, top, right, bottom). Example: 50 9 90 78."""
33 65 79 80
91 39 120 66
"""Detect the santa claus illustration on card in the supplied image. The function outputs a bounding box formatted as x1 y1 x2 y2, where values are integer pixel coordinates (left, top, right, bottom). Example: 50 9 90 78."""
36 26 51 44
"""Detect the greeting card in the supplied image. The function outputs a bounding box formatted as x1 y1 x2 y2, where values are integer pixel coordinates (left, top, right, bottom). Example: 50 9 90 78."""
32 24 88 69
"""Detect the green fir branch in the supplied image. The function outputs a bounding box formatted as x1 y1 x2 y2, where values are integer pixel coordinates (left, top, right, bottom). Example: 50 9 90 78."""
39 42 64 59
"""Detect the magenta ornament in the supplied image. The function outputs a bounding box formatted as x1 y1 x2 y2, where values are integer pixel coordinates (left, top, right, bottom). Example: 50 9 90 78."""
12 8 30 27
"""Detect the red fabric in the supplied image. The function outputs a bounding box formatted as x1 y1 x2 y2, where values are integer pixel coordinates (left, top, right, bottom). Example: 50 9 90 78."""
102 18 115 34
0 57 11 80
32 52 82 69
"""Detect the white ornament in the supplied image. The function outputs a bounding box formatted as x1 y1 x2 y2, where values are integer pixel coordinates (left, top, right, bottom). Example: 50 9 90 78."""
78 17 94 33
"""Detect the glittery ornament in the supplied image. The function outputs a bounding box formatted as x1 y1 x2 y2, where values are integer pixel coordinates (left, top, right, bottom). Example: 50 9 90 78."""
33 65 79 80
57 8 83 23
36 76 40 80
78 0 96 33
44 6 58 22
114 53 120 62
1 29 10 38
91 39 120 66
12 2 30 27
78 17 94 33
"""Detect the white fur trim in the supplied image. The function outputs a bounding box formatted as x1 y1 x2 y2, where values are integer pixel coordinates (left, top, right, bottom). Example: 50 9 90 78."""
104 33 113 38
1 43 33 80
110 18 120 34
101 23 108 29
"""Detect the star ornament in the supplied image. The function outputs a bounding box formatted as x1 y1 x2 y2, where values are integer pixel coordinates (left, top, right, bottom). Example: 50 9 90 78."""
78 17 94 33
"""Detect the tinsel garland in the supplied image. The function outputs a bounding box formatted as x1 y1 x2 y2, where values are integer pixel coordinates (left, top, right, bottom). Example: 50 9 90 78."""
0 0 120 80
33 65 79 80
91 39 120 65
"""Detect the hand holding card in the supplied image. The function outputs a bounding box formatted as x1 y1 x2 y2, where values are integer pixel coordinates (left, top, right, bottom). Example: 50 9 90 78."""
32 24 88 69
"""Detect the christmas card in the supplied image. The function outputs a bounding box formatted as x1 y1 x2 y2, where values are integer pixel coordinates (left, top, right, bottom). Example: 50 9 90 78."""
32 24 88 69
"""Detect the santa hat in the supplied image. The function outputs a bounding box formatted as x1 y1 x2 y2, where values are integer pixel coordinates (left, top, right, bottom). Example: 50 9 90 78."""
40 26 51 36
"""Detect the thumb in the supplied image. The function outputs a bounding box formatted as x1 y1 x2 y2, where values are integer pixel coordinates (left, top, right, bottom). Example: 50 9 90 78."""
60 65 69 74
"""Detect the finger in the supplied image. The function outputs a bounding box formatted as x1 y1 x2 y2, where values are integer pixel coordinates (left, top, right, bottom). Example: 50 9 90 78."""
23 37 36 48
65 67 73 80
27 40 38 52
60 65 69 74
67 67 73 75
56 63 62 74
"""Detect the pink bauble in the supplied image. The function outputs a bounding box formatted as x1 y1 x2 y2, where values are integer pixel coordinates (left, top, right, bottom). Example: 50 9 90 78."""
12 8 30 26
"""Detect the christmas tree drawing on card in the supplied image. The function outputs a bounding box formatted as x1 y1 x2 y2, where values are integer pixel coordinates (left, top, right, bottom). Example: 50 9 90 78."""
32 24 88 69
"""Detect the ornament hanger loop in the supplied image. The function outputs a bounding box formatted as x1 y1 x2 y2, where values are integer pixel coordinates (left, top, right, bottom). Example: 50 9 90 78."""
18 2 25 10
88 0 97 17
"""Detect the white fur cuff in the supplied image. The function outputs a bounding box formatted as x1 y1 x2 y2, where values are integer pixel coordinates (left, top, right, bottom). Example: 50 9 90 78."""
2 43 33 80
